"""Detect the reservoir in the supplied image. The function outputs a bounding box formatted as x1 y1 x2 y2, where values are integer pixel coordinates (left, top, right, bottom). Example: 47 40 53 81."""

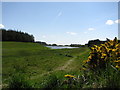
46 46 79 49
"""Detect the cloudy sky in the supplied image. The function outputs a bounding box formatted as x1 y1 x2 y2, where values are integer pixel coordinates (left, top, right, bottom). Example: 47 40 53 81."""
2 2 119 45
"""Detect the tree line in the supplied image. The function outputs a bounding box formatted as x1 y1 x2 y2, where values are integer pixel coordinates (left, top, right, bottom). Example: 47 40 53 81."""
1 29 119 46
1 29 34 42
88 38 120 47
87 39 106 47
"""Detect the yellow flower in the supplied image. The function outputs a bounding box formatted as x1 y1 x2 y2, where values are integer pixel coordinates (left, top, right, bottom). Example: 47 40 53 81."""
64 75 75 78
115 44 119 48
102 53 107 57
83 59 90 63
101 53 107 59
114 60 120 63
101 56 104 59
94 45 98 48
90 47 95 51
115 65 120 68
112 49 116 52
88 56 92 60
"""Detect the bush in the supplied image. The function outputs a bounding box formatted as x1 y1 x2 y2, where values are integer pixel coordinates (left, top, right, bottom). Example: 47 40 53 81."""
83 37 120 70
63 37 120 88
81 37 120 88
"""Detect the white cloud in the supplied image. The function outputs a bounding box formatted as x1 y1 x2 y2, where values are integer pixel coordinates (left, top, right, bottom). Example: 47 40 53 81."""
66 32 77 35
42 35 46 38
88 28 95 31
0 24 5 28
115 19 120 23
106 20 114 25
58 11 62 17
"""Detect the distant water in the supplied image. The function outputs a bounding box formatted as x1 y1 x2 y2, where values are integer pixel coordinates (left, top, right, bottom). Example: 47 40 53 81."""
46 46 79 49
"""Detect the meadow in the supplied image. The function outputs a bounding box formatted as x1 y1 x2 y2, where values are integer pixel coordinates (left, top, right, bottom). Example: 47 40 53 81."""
2 39 120 88
2 42 90 88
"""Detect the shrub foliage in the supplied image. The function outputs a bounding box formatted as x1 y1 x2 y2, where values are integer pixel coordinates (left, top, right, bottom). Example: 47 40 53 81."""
84 37 120 70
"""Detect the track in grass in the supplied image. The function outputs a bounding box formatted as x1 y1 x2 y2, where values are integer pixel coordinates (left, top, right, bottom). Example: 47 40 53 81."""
31 49 89 79
56 49 89 71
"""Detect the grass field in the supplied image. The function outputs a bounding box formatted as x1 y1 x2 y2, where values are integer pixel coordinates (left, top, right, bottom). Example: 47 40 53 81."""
2 42 90 88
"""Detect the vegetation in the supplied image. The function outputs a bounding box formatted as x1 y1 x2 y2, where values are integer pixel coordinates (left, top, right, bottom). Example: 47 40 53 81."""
2 33 120 88
2 41 89 88
35 41 47 45
88 39 106 47
1 29 34 42
88 38 120 47
70 44 86 47
63 37 120 88
84 37 120 70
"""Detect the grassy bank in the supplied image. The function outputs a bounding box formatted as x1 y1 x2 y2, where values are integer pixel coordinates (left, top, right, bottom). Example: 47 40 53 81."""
2 42 90 88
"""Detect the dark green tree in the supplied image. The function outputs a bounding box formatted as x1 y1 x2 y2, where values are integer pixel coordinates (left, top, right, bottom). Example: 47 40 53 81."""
1 29 34 42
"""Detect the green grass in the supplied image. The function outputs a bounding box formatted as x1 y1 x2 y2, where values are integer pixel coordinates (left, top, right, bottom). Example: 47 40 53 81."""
2 41 120 88
2 41 90 88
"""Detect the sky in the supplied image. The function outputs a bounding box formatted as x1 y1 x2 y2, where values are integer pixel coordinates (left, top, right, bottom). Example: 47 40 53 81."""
1 2 119 45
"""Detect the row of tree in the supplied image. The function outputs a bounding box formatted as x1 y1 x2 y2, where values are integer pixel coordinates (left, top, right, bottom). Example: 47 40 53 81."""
87 38 120 47
87 39 106 47
35 41 47 45
1 29 34 42
1 29 119 46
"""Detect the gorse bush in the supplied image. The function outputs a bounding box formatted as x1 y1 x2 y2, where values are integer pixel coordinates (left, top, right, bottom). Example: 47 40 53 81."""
81 37 120 88
63 37 120 88
83 37 120 70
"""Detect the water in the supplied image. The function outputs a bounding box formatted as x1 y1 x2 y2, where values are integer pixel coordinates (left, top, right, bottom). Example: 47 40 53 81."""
46 46 79 49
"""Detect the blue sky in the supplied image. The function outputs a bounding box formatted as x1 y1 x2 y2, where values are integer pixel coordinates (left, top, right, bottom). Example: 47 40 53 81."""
2 2 119 45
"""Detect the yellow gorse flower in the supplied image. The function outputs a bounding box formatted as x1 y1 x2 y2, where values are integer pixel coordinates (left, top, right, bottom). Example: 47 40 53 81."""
112 49 116 52
114 60 120 63
83 59 90 63
102 53 107 57
64 75 75 78
115 65 120 68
